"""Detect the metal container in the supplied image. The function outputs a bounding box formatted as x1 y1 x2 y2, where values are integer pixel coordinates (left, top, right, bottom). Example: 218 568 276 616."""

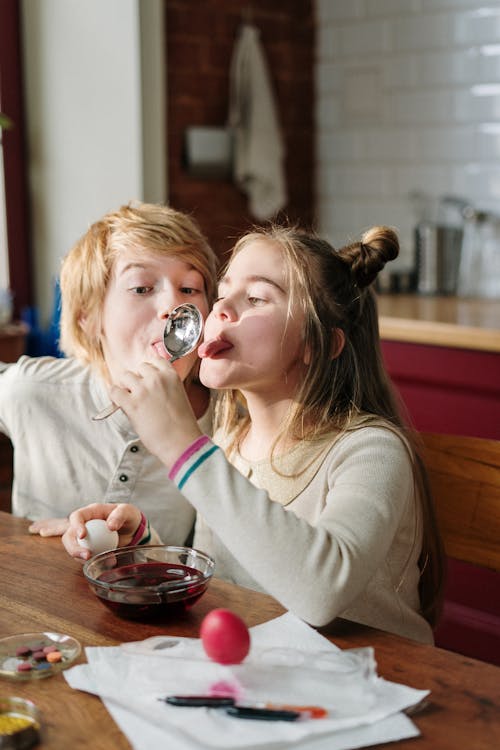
415 223 464 295
457 208 500 298
415 196 467 295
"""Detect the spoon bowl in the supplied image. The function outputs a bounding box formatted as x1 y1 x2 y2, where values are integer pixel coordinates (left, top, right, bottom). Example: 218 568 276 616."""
163 303 203 361
92 303 204 421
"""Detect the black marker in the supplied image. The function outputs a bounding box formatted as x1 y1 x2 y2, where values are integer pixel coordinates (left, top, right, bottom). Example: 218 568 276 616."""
226 705 300 721
162 695 235 708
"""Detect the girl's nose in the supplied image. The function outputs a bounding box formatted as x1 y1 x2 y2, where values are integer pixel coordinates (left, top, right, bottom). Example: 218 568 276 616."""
213 297 237 322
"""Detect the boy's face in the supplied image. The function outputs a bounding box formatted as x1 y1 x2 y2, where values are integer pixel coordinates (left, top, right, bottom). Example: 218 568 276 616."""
99 249 209 385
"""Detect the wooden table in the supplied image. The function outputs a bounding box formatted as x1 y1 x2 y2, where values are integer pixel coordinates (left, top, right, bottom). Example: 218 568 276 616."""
1 512 499 749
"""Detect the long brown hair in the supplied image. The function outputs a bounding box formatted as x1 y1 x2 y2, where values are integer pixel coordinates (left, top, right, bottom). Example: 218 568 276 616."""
215 223 445 627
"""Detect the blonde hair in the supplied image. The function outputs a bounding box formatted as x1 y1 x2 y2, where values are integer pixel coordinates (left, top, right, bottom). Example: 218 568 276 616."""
215 223 444 627
59 202 218 376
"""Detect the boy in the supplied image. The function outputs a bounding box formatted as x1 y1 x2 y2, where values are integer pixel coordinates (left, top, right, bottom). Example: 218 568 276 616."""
0 202 217 543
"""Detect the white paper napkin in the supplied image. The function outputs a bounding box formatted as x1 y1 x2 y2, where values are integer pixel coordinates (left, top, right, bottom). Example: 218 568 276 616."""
64 613 427 750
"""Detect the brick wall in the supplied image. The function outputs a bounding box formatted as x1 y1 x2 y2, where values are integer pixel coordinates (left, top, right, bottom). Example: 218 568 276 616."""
166 0 315 263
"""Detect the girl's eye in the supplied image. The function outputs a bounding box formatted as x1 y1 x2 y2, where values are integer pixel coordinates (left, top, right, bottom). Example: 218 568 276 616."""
248 296 266 306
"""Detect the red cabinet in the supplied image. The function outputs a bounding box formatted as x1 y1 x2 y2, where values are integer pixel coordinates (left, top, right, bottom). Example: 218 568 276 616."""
381 340 500 440
382 337 500 664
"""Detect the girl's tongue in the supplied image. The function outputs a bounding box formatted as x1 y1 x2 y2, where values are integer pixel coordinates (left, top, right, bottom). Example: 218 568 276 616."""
198 338 233 358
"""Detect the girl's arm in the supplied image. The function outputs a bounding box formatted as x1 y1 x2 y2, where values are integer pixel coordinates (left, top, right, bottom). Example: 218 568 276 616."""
168 429 415 628
107 359 417 629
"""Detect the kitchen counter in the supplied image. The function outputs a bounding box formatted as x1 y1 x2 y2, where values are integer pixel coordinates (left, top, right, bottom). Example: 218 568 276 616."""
377 294 500 352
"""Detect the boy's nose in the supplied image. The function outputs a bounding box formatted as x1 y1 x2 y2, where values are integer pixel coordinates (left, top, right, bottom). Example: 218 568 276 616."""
157 291 182 320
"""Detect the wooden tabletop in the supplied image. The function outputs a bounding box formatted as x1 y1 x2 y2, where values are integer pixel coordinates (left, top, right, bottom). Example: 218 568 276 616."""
377 294 500 352
0 512 499 750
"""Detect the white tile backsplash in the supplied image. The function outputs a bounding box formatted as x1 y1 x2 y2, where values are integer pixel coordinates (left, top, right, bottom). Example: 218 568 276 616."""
333 20 392 58
315 0 500 280
316 0 364 22
317 131 366 163
316 61 343 95
393 14 453 51
392 91 456 125
363 130 417 161
453 7 500 45
454 89 500 122
416 126 478 160
453 163 500 199
363 0 423 18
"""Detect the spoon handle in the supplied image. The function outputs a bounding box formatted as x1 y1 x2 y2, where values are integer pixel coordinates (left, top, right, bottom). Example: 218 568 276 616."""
91 353 181 421
92 402 120 421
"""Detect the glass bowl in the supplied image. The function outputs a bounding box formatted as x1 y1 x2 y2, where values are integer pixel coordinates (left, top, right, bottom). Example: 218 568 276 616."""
83 545 215 620
0 632 81 681
0 696 41 747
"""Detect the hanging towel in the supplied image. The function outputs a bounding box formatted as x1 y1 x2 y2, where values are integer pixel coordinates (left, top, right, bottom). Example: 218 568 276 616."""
229 23 287 220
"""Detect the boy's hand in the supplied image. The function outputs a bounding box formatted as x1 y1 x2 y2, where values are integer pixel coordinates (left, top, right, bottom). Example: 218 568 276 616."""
29 517 70 537
62 502 142 560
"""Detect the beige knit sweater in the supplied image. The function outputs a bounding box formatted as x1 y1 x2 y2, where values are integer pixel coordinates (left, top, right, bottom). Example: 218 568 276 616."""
173 425 433 644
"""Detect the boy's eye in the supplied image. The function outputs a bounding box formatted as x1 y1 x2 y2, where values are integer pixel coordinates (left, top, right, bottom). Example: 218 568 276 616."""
130 286 152 295
181 286 200 295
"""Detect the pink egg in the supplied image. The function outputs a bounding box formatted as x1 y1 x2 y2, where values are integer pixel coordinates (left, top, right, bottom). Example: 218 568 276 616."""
200 608 250 665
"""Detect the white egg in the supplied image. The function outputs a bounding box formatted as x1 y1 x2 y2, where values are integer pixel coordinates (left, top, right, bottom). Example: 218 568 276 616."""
79 519 119 555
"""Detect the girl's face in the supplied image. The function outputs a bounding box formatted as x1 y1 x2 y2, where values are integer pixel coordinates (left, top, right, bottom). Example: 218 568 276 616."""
199 240 307 398
99 249 209 384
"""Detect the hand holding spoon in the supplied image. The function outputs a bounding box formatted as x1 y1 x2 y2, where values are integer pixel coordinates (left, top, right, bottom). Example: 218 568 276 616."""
92 303 203 421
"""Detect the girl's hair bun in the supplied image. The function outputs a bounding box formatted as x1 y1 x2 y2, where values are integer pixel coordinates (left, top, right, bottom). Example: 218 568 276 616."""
338 226 399 289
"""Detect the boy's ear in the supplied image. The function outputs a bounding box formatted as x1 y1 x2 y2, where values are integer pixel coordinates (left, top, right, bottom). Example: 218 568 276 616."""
78 313 97 337
331 328 345 359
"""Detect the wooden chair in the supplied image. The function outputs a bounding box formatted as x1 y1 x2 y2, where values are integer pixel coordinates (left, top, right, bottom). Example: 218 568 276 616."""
419 432 500 665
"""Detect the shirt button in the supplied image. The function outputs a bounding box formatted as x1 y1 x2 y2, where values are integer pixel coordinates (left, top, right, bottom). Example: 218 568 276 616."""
119 474 128 482
130 445 139 453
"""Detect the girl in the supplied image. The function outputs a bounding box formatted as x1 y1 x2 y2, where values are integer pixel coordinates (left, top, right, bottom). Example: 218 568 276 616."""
63 224 444 643
0 201 218 544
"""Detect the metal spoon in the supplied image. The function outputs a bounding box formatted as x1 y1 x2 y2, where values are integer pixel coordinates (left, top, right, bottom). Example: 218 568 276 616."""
92 303 204 421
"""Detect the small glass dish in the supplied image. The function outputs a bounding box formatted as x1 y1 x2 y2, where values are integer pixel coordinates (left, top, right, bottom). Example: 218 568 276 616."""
0 632 81 681
83 545 215 620
0 696 41 749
